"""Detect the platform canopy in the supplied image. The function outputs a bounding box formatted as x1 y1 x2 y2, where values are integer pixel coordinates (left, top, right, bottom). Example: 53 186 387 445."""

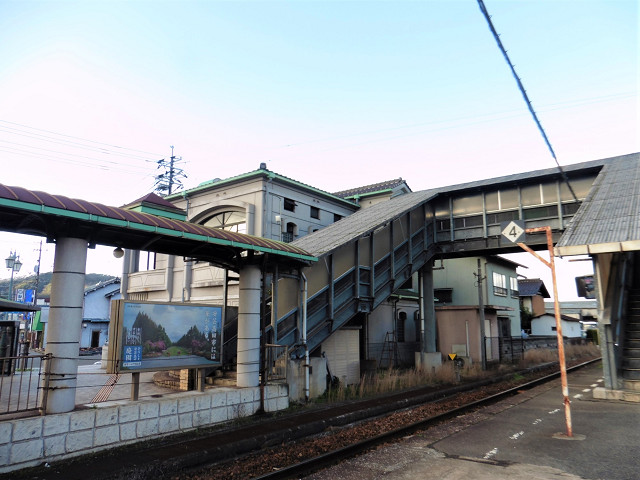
0 298 40 312
0 184 316 271
555 153 640 256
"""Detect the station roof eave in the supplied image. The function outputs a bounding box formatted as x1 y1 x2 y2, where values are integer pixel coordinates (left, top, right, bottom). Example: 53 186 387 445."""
554 153 640 257
0 299 40 312
0 184 317 272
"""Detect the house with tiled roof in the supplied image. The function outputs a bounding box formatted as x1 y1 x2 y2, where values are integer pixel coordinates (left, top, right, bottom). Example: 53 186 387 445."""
518 278 550 317
81 278 121 349
333 178 411 208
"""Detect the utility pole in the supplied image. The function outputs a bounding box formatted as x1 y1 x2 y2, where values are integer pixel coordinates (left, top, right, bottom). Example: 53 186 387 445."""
168 146 175 195
154 146 187 196
26 241 42 342
474 258 487 371
33 241 42 306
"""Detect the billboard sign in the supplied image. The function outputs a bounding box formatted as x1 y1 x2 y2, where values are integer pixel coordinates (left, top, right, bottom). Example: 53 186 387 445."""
108 300 223 373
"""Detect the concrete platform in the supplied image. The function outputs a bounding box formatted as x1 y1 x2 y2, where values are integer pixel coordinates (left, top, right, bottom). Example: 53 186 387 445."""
308 362 640 480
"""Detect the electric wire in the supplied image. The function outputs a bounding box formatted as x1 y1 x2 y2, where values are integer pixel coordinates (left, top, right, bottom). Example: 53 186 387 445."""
0 140 154 172
0 119 164 158
0 146 154 177
476 0 579 202
0 125 161 163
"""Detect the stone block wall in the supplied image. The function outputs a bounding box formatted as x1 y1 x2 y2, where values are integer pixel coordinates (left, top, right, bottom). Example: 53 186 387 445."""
0 383 288 474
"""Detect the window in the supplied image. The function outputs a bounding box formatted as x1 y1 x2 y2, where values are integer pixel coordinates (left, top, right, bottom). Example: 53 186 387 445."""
492 272 507 296
510 277 519 298
434 288 453 304
282 222 297 243
397 311 407 342
137 251 156 271
202 210 247 233
284 198 296 212
310 206 320 219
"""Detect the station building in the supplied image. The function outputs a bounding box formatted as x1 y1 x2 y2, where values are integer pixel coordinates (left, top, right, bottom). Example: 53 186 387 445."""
1 153 639 474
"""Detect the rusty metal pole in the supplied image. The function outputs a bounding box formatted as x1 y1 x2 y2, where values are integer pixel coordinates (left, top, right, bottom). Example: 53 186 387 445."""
518 226 572 437
544 227 573 437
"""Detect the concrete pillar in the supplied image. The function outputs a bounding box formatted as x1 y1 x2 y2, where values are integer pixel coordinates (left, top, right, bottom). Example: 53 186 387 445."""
420 263 437 353
416 263 441 370
120 249 131 300
237 264 261 387
44 237 88 413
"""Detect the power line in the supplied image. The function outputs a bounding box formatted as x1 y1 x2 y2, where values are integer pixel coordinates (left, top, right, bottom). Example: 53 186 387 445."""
0 119 164 157
0 146 155 177
0 124 161 162
476 0 578 202
0 140 153 173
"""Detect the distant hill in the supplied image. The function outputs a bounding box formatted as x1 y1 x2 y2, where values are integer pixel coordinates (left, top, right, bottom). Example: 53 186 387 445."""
0 273 118 300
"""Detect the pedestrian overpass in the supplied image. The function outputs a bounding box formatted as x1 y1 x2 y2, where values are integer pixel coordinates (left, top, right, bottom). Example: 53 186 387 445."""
274 158 605 356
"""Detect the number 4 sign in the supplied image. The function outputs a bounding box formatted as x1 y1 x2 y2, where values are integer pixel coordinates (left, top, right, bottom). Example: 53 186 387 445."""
501 220 526 243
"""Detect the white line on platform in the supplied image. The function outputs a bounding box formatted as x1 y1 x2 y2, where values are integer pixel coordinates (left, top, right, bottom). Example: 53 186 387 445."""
483 447 498 459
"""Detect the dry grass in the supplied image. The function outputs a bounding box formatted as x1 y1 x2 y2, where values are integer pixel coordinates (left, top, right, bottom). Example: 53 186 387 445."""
324 361 488 403
519 342 600 368
322 343 600 403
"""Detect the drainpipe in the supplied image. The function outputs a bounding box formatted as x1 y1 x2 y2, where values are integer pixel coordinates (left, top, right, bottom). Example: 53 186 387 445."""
393 298 399 368
301 271 309 402
182 258 192 302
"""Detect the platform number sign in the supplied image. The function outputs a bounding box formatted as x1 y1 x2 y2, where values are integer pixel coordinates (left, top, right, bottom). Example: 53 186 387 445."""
501 220 526 244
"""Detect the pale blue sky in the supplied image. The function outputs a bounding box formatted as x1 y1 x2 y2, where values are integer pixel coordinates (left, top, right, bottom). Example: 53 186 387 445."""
0 0 638 299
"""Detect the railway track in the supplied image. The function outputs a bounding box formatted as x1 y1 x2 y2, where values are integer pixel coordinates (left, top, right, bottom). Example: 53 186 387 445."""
174 358 600 480
7 358 599 480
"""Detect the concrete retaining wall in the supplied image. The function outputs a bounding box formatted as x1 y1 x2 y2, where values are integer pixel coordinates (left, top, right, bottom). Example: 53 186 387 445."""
0 384 288 474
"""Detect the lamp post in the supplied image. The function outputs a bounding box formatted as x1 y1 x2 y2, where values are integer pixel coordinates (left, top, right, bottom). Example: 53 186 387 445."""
5 251 23 301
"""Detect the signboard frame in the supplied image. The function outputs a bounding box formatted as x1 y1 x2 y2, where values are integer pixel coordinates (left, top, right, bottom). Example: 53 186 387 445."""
107 299 224 374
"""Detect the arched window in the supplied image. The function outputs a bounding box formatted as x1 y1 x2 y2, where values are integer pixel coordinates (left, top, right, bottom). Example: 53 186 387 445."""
282 222 297 243
201 210 246 233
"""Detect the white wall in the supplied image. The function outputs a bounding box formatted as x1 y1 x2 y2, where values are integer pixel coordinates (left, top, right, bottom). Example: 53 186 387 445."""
531 314 582 338
321 329 360 385
0 385 288 474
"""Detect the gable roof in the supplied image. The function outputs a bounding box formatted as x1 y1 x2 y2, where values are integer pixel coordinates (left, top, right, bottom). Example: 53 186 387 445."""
84 278 120 295
556 153 640 256
123 193 177 210
293 156 613 258
166 164 358 209
0 183 316 269
532 313 580 323
333 178 411 199
518 278 550 298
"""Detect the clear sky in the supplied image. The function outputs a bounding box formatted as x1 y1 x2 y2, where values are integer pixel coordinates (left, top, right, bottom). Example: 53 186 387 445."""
0 0 638 300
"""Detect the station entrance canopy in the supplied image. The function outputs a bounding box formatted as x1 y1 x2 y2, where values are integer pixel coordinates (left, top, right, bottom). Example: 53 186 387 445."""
0 184 316 271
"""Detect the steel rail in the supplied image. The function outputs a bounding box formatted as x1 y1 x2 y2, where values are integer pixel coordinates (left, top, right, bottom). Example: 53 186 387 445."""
253 358 600 480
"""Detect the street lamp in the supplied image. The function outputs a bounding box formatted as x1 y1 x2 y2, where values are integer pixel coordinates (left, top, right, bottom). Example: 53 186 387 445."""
5 251 22 301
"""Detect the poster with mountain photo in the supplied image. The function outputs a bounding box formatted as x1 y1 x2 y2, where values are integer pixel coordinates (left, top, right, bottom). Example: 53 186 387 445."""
117 301 222 372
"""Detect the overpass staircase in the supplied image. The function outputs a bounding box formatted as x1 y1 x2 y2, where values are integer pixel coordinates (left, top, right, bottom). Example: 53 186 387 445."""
224 164 602 366
621 274 640 391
